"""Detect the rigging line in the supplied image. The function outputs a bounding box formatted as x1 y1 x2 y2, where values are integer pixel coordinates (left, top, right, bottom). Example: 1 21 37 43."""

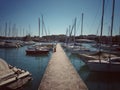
109 0 115 59
48 27 50 35
104 0 109 12
70 19 75 36
104 0 110 26
43 21 47 36
81 13 84 37
98 0 105 62
89 0 101 32
38 18 40 37
76 15 81 35
96 22 101 36
42 15 44 36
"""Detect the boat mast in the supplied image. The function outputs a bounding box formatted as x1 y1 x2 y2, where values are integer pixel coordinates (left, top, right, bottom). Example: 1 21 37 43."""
5 22 7 37
23 28 24 37
38 17 40 37
42 15 44 37
74 18 77 45
108 26 111 45
118 26 120 46
8 22 11 37
81 13 84 38
43 20 47 36
29 24 31 36
109 0 115 61
68 25 71 44
65 28 68 45
99 0 105 62
69 20 75 44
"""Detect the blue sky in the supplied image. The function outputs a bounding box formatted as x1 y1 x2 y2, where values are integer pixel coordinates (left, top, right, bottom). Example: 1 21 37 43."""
0 0 120 36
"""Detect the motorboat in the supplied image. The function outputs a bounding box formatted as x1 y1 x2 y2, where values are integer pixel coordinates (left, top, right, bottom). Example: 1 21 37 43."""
26 46 49 55
0 58 32 89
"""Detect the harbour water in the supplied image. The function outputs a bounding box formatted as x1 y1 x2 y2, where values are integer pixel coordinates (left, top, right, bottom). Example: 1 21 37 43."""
67 45 120 90
0 43 120 90
0 45 51 90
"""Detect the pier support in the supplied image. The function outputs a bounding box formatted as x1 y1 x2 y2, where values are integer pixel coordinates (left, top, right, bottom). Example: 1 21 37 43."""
38 44 88 90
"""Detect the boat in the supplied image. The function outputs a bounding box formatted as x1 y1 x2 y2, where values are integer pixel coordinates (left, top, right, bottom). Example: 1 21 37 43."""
80 0 120 72
7 76 31 89
26 46 49 55
92 44 120 52
0 58 32 89
23 41 35 45
71 45 90 54
87 57 120 72
70 14 91 55
0 40 20 48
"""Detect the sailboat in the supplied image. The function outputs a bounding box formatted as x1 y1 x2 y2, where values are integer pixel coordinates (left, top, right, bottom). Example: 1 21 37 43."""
85 0 120 72
25 16 50 56
66 16 89 54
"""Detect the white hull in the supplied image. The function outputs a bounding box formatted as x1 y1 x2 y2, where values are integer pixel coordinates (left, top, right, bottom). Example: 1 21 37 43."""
87 61 120 72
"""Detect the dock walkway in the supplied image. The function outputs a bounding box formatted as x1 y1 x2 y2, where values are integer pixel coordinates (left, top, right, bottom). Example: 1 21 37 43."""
38 44 88 90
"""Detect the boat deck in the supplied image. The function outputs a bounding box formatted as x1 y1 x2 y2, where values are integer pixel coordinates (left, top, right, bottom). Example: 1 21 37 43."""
78 52 117 63
38 43 87 90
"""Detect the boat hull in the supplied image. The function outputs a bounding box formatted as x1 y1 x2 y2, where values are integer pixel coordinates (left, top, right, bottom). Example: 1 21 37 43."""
26 50 49 55
87 62 120 72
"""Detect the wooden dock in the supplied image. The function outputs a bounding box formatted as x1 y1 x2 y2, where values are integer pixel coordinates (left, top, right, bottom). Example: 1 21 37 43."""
38 44 88 90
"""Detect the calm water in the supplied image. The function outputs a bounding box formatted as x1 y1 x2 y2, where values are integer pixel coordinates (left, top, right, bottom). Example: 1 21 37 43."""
66 45 120 90
0 45 51 90
0 43 120 90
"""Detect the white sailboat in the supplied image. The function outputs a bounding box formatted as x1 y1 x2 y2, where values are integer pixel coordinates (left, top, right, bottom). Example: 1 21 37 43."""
67 15 89 54
86 0 120 72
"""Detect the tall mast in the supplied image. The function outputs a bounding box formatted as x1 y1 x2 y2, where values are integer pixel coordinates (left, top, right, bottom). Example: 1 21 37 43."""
109 0 115 60
110 0 115 43
100 0 105 48
23 28 25 37
20 26 22 37
8 22 11 37
66 28 68 44
5 22 7 37
110 0 115 39
108 26 111 45
68 25 71 43
81 13 84 38
38 17 40 37
74 18 77 44
99 0 105 62
42 15 44 37
29 24 31 36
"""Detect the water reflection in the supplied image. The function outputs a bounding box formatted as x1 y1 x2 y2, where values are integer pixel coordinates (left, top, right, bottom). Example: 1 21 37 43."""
67 51 120 90
1 44 120 90
85 72 120 90
0 46 51 90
